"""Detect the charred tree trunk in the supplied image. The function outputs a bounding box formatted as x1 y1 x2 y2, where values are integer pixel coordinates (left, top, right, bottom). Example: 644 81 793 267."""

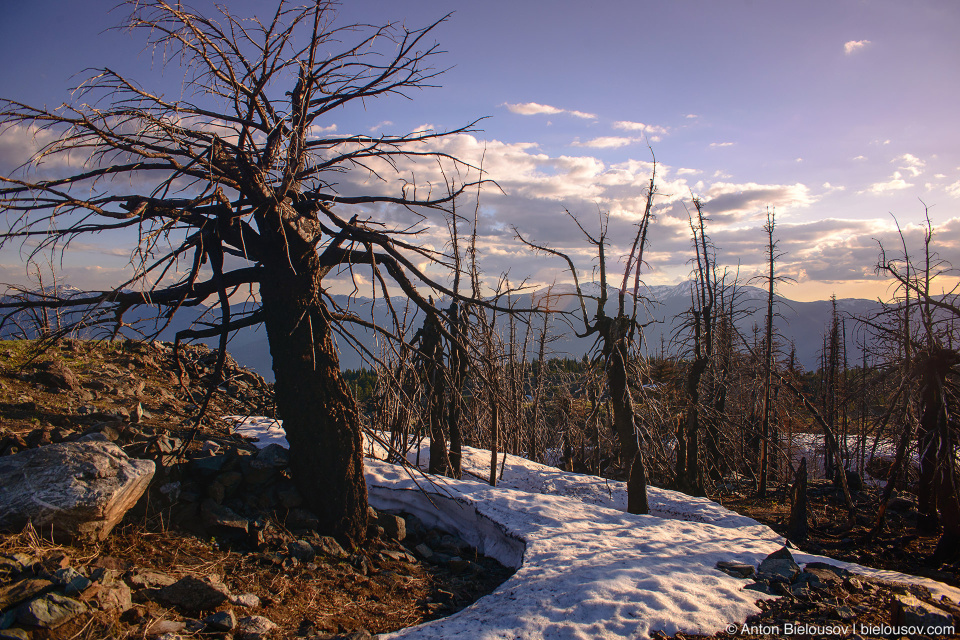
628 450 650 515
260 250 368 547
786 457 808 543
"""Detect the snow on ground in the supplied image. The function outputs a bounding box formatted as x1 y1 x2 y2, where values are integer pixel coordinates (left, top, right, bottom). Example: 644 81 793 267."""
228 418 960 639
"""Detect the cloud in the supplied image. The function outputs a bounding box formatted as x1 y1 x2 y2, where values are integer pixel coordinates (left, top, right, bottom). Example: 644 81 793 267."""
685 114 699 119
853 155 867 161
699 181 816 220
895 152 925 177
571 136 640 149
368 121 393 132
612 121 669 136
306 124 338 137
677 168 699 176
710 142 735 148
865 171 913 194
946 181 960 198
502 102 597 119
844 40 871 55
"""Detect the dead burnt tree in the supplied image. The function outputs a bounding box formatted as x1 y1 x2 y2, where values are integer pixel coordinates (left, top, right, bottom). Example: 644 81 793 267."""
517 164 656 513
877 212 960 562
754 208 792 496
0 1 490 546
674 197 729 497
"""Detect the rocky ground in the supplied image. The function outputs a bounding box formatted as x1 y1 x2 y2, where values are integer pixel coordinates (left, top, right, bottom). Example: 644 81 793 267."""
0 339 513 639
0 338 957 639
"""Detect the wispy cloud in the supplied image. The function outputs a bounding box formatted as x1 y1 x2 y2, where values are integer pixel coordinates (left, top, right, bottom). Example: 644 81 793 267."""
368 120 393 132
612 121 669 136
710 142 735 148
896 152 925 177
571 136 640 149
844 39 871 55
865 171 912 194
502 102 597 119
946 181 960 198
306 123 337 137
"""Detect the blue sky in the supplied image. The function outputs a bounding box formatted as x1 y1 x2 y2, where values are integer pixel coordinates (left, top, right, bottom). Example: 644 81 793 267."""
1 0 958 301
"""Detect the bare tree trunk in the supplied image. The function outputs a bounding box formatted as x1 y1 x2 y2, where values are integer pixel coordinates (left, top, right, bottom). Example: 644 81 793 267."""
786 457 808 543
261 259 368 547
489 402 499 487
628 450 650 515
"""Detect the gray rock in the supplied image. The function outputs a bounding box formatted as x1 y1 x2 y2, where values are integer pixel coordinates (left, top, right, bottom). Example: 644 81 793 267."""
53 567 92 596
145 619 185 636
16 593 86 628
230 593 261 608
237 614 278 639
757 547 800 584
203 609 237 631
156 575 231 612
414 543 434 560
0 628 30 640
312 536 348 559
201 499 249 533
744 580 776 596
287 540 315 561
33 361 80 391
0 440 155 542
892 594 955 628
378 513 406 541
126 569 176 589
0 578 54 611
715 561 755 579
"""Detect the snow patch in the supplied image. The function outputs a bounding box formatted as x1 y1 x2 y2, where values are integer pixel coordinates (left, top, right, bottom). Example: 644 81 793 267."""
230 417 960 639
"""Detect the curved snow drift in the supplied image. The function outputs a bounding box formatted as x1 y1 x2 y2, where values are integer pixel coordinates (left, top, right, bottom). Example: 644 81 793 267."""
229 418 960 639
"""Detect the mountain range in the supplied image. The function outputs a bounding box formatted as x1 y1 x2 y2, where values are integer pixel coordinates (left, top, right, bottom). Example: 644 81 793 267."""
1 282 886 380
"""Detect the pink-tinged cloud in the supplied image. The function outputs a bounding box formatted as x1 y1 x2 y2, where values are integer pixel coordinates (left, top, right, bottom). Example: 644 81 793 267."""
844 40 871 55
502 102 597 119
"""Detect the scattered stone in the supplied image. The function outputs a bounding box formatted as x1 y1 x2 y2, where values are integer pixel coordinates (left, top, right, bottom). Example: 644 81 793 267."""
0 578 54 611
0 440 155 542
716 560 754 579
237 614 278 639
125 569 176 589
145 619 185 636
33 361 80 391
757 547 800 584
201 499 249 533
53 567 92 596
414 543 434 561
230 593 261 608
156 435 181 454
156 575 231 612
203 609 237 632
892 594 955 628
16 593 86 628
288 540 315 561
91 575 133 612
312 536 348 559
200 440 221 455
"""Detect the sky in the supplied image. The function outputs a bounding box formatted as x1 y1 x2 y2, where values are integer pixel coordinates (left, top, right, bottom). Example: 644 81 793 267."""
1 0 959 302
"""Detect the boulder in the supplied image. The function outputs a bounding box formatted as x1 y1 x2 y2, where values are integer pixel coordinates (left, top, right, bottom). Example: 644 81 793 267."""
33 361 80 391
892 594 955 628
757 547 800 584
715 560 755 579
16 593 86 628
237 615 278 640
156 575 231 612
0 441 155 542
